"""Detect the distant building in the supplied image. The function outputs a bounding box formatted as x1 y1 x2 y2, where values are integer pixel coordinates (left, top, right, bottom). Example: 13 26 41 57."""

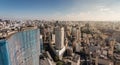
98 58 113 65
40 34 43 54
66 47 73 56
40 51 55 65
64 54 80 65
76 27 81 41
0 28 41 65
51 34 55 44
72 54 80 65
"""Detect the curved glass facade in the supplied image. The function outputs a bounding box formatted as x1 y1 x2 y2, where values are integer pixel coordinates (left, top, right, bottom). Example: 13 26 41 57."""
0 29 40 65
0 40 10 65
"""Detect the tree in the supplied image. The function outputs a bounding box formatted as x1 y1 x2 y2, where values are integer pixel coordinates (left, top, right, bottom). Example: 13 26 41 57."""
56 61 64 65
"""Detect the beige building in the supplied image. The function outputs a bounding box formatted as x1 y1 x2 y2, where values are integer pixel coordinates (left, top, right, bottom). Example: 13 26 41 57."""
55 26 64 50
51 34 55 44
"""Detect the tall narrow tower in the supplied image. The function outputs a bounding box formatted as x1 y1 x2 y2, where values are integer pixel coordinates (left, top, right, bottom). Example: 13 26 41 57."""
55 26 64 50
76 27 81 41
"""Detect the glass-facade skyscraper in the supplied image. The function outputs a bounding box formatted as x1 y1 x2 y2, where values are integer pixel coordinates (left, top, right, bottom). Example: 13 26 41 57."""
0 29 41 65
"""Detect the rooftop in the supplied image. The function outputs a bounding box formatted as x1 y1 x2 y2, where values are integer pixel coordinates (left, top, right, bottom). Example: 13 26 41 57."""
0 26 38 39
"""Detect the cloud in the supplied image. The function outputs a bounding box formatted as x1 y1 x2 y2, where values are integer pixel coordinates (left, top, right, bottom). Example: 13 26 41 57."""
100 8 110 12
49 5 120 21
96 6 114 13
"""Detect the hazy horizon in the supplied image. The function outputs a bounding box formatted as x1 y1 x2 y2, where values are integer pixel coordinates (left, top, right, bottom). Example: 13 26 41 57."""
0 0 120 21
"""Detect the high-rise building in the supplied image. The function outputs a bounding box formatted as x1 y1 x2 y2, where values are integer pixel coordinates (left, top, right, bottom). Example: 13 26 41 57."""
108 38 115 56
0 28 41 65
0 40 9 65
76 27 81 41
51 34 55 44
55 27 64 50
54 26 65 60
71 27 81 42
40 34 43 54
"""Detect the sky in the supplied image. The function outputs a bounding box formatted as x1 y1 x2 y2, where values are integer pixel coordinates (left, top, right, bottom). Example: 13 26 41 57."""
0 0 120 21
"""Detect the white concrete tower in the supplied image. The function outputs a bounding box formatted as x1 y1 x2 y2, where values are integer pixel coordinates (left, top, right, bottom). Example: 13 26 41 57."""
55 26 64 50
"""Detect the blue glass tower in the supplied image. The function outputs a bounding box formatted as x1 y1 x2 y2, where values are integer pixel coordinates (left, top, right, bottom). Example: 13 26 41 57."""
0 29 41 65
0 40 10 65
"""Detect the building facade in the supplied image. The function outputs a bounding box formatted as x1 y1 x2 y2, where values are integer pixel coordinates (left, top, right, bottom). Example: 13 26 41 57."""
0 40 10 65
55 27 64 50
0 29 41 65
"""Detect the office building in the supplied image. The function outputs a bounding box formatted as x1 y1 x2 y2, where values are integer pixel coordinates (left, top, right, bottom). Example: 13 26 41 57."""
0 28 41 65
55 27 64 50
55 26 65 59
40 34 43 54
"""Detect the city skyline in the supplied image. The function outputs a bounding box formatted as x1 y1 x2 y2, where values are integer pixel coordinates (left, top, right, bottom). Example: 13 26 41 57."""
1 17 120 65
0 0 120 21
